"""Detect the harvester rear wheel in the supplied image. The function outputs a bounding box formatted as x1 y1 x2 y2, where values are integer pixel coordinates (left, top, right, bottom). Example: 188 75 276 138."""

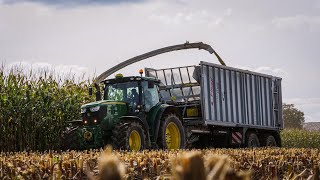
111 120 146 151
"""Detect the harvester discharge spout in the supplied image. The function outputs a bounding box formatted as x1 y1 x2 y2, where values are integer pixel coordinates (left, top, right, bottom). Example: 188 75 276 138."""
95 41 226 85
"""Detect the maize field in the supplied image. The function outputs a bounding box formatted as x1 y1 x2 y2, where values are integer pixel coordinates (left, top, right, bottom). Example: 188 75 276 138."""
1 66 320 179
1 147 320 179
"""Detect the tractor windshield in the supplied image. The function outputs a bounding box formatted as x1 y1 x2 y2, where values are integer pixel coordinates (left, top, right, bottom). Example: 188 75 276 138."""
104 81 140 106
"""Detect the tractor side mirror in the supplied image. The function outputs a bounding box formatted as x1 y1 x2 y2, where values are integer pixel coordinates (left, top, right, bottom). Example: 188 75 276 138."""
148 81 154 88
89 87 93 96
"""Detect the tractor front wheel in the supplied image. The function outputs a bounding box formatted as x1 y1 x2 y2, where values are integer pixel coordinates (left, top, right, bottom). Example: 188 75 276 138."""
111 120 146 151
61 127 80 150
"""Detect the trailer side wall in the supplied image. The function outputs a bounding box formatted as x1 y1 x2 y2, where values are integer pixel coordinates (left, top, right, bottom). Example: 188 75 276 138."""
200 61 283 129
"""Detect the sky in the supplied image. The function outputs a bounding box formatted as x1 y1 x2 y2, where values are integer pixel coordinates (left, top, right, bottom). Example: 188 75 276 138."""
1 0 319 122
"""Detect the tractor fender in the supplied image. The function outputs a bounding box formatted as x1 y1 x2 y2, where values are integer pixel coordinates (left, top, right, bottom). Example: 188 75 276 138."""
118 116 151 148
153 105 182 142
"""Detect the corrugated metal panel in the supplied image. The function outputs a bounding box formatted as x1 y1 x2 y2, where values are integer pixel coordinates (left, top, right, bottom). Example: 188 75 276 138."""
200 61 282 129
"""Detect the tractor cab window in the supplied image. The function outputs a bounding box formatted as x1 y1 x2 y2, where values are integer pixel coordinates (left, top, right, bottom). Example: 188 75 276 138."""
142 81 160 112
104 81 140 108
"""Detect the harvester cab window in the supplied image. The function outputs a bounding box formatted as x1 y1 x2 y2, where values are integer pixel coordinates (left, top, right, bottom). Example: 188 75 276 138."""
143 81 160 112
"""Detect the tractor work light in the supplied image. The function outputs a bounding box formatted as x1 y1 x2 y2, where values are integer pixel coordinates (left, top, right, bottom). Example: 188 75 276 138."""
84 120 88 124
94 119 97 123
90 106 100 112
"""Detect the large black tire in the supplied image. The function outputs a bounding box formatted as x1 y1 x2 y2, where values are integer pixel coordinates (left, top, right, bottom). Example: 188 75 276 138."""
262 135 277 147
61 128 80 150
158 114 186 150
111 120 146 151
246 133 260 148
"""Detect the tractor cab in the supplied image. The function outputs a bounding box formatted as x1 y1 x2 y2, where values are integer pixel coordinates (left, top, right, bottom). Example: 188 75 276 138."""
82 73 161 128
101 74 161 114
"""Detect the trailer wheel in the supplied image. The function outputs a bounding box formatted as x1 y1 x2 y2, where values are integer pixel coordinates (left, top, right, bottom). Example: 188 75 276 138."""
264 135 277 147
158 114 186 150
246 133 260 147
111 120 146 151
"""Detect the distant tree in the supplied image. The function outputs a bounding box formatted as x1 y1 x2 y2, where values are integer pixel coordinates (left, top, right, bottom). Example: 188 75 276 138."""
283 103 305 129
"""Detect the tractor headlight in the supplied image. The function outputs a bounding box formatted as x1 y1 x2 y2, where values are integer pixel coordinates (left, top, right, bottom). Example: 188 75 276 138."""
81 108 86 114
90 106 100 112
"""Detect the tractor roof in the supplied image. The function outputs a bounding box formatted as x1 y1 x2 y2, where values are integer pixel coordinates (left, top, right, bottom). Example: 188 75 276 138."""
102 76 160 84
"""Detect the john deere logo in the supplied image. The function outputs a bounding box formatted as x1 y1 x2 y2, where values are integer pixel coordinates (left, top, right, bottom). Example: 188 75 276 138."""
84 131 93 141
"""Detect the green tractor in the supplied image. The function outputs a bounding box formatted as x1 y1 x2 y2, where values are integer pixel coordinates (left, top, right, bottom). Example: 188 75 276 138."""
67 73 186 150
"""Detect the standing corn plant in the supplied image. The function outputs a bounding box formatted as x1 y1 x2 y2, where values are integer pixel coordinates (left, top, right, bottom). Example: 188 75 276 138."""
0 65 94 151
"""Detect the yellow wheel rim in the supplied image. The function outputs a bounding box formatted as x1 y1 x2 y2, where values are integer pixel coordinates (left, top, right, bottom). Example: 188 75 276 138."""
165 122 181 149
129 130 141 151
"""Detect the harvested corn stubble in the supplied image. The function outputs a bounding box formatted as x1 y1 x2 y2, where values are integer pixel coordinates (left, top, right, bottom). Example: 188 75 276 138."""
0 148 319 180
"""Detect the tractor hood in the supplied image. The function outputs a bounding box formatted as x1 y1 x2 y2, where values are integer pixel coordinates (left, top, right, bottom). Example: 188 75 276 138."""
80 100 128 129
81 100 127 109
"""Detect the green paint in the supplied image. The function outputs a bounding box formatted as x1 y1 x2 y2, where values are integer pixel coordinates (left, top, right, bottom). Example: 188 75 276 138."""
77 101 128 149
77 125 103 149
81 100 126 109
146 103 171 142
75 101 170 149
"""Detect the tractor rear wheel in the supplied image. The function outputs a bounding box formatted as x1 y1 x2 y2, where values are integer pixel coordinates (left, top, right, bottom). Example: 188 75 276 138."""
111 120 146 151
158 114 186 150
